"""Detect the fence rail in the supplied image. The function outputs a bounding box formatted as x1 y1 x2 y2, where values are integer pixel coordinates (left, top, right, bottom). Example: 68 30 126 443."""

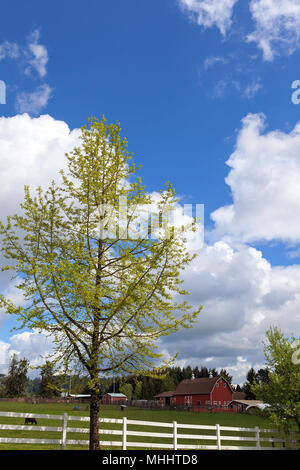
0 411 297 450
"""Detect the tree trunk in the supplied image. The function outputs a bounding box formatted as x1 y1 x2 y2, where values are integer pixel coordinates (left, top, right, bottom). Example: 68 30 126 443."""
89 388 100 450
89 237 103 450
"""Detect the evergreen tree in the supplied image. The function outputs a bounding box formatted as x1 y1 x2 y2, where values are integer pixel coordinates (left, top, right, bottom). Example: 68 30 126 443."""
242 367 257 399
4 354 29 397
40 362 60 397
198 367 209 377
219 369 233 384
209 367 218 377
256 368 270 385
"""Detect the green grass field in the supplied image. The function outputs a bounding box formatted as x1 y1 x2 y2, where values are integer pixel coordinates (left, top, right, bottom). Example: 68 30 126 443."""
0 401 294 450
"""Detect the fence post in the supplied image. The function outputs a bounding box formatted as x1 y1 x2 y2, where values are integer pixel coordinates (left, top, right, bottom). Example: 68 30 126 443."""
122 417 127 450
255 426 261 450
173 421 178 450
216 424 221 450
61 413 68 450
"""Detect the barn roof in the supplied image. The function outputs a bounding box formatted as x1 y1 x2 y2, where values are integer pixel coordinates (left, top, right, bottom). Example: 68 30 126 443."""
105 393 127 398
174 376 228 395
232 391 247 400
246 403 270 411
230 400 263 406
154 391 175 398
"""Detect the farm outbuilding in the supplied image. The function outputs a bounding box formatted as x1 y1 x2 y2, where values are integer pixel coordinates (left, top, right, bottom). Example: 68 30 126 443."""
228 399 265 413
101 393 127 405
63 394 91 404
154 391 175 406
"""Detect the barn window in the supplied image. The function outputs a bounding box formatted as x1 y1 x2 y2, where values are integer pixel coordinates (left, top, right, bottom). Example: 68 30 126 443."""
216 383 219 387
224 383 226 388
198 400 201 405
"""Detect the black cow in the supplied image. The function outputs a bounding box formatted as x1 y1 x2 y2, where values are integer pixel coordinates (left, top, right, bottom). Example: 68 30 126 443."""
24 417 37 425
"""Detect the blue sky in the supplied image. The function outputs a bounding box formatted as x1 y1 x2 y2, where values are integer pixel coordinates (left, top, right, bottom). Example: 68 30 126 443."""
1 0 300 383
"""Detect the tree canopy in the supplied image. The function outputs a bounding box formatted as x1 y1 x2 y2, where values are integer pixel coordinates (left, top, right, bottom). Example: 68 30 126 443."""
252 327 300 432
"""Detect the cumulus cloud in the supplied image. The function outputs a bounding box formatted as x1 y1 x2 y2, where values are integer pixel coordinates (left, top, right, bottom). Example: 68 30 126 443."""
0 114 80 291
211 113 300 244
0 114 79 212
164 240 300 383
178 0 238 36
0 331 55 375
0 114 81 374
248 0 300 61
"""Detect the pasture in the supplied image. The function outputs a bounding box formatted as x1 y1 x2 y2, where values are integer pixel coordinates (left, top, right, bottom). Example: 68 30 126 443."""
0 401 293 450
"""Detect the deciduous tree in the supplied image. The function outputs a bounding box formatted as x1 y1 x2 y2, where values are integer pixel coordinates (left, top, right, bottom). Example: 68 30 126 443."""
0 116 202 449
252 327 300 432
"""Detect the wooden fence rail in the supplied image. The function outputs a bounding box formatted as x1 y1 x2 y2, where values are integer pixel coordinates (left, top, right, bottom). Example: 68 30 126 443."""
0 411 297 450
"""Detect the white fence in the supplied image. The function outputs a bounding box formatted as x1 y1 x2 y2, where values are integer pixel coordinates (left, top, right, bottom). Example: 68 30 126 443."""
0 411 296 450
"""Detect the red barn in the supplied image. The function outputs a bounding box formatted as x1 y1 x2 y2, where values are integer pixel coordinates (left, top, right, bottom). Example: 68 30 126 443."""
170 376 233 408
154 391 175 406
101 393 127 405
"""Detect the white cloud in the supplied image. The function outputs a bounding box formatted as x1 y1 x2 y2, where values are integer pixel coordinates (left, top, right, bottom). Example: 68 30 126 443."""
0 41 20 61
0 114 81 374
0 30 49 77
163 240 300 383
0 113 80 288
243 79 262 99
211 113 300 244
0 331 55 375
24 29 49 78
203 56 227 70
178 0 238 36
248 0 300 61
15 84 53 114
0 30 51 114
0 114 80 221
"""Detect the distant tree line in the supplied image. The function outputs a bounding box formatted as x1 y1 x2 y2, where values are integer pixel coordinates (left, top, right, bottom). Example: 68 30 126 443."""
0 355 269 401
105 366 234 401
0 356 237 400
0 354 91 399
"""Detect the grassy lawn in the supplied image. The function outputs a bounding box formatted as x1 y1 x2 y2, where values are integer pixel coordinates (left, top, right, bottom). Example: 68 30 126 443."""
0 401 293 450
